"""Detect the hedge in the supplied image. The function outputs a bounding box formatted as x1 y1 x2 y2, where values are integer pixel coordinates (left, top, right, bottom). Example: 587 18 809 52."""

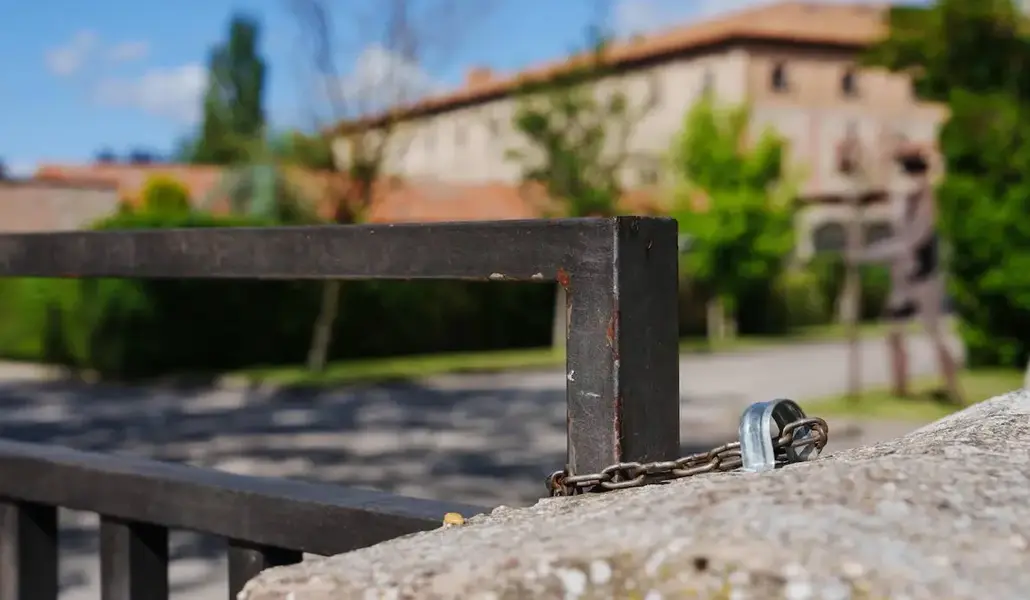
807 255 892 322
0 211 555 378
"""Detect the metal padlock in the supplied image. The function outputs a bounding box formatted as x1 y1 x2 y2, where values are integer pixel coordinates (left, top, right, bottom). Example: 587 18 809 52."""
738 398 822 472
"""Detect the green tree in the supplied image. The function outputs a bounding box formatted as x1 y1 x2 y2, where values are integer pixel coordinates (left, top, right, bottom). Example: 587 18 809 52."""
198 131 325 224
863 0 1030 102
507 32 656 348
508 35 655 218
273 131 336 171
140 175 192 216
667 97 798 341
864 0 1030 367
287 0 473 372
192 14 267 165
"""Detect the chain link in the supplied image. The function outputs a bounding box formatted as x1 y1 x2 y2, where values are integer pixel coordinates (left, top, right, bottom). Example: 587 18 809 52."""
547 417 828 497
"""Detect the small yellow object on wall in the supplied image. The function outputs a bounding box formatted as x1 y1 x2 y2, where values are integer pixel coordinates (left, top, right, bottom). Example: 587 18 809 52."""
442 512 465 526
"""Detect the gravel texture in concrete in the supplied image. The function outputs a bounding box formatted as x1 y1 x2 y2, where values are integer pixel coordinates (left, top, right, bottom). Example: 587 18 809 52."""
240 391 1030 600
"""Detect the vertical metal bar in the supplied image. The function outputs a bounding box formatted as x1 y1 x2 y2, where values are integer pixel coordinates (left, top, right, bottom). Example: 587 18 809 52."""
227 540 302 599
100 516 169 600
0 500 58 600
564 216 680 482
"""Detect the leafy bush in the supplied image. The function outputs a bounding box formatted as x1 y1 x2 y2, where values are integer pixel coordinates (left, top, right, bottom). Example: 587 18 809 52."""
778 268 832 328
732 268 830 336
936 91 1030 368
859 264 891 321
808 255 891 323
139 175 191 215
677 276 710 337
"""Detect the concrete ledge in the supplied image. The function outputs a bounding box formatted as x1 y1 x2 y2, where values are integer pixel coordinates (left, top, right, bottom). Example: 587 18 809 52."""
239 391 1030 600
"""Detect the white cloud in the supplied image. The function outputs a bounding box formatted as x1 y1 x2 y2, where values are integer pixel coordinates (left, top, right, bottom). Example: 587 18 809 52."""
107 41 150 63
2 161 37 178
44 30 98 76
46 32 152 76
332 45 442 115
94 64 207 124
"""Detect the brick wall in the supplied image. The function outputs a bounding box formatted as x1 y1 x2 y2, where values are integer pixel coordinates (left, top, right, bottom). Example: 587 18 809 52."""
0 180 120 232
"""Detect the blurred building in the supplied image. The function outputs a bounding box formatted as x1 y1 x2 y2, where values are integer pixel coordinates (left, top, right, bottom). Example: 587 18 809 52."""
332 1 947 259
0 177 119 233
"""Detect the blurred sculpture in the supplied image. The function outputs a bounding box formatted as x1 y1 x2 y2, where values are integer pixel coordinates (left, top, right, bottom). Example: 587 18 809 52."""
849 141 962 403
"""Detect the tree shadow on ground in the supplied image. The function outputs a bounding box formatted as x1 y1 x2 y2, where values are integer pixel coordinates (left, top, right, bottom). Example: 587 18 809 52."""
0 375 738 597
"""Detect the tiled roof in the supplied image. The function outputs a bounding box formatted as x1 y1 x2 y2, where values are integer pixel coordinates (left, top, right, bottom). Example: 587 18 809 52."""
339 1 888 130
31 164 662 224
35 164 225 204
34 163 347 216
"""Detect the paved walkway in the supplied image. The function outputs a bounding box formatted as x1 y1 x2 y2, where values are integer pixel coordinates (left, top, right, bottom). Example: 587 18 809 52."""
0 333 964 599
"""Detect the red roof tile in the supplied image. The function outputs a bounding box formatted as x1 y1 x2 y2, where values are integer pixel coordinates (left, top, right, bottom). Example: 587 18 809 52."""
33 163 663 224
338 2 888 131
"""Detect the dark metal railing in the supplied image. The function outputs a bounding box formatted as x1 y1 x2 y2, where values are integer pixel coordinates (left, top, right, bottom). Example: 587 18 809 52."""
0 217 680 599
0 439 486 598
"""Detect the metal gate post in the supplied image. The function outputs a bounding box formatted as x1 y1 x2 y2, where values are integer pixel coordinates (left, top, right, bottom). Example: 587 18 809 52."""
564 216 681 480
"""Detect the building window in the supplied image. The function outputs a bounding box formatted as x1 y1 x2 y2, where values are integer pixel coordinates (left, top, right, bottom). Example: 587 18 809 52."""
770 62 789 92
812 222 846 254
841 67 859 97
864 221 893 246
639 166 659 186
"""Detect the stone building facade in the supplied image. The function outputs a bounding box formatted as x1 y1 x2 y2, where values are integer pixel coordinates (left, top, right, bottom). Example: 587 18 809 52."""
332 1 947 258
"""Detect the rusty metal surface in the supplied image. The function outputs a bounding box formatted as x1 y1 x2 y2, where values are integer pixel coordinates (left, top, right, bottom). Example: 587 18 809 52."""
0 219 613 281
562 217 681 482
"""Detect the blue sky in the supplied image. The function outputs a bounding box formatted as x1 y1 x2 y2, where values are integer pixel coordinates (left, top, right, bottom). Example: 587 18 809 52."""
0 0 889 175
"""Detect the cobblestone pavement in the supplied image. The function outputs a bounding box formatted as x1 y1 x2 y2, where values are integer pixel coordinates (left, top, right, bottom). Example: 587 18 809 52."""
0 333 966 599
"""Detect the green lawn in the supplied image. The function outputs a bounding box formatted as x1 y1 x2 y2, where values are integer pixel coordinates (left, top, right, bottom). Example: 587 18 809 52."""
229 320 919 388
231 347 566 387
677 319 925 354
805 368 1024 422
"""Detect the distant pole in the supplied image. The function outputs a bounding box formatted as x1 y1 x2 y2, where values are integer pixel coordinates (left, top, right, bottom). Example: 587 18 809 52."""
838 133 865 403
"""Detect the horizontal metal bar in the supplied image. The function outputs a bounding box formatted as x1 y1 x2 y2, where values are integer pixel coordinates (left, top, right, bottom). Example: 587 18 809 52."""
0 439 489 556
0 218 626 281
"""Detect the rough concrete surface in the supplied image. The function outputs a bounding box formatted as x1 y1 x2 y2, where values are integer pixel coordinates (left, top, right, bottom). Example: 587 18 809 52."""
240 391 1030 600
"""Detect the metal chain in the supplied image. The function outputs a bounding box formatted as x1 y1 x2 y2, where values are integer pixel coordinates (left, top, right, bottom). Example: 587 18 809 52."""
547 416 829 497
